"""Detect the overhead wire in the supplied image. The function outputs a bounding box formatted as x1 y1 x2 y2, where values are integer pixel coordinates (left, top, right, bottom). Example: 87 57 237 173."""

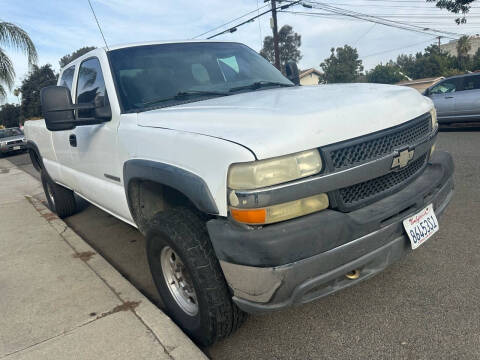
205 1 302 39
283 1 465 39
192 3 270 39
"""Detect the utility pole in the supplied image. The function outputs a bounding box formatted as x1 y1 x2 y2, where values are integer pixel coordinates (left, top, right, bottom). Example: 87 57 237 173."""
270 0 281 70
437 36 442 48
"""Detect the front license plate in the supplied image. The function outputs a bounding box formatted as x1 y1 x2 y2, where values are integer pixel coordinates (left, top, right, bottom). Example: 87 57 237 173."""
403 204 439 250
13 146 20 150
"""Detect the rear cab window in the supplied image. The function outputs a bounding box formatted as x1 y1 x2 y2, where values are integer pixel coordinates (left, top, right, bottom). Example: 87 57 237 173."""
59 65 75 94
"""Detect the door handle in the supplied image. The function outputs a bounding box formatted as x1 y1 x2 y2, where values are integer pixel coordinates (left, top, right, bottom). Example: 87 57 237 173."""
69 134 77 147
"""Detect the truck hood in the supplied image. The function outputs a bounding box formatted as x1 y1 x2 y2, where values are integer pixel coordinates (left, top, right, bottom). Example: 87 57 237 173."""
137 83 433 159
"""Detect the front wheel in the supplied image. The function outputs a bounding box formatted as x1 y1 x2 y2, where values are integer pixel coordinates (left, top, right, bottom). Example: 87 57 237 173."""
40 169 76 218
146 208 246 346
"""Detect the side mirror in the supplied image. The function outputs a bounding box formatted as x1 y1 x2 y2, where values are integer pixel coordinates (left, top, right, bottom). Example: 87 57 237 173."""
41 86 112 132
285 61 300 86
423 88 430 96
41 86 78 131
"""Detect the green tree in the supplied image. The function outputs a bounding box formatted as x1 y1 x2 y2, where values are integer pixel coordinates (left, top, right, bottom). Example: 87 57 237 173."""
426 0 476 23
0 103 21 128
0 21 37 102
19 64 57 119
456 35 472 70
59 46 96 68
260 25 302 71
320 45 363 83
471 48 480 71
397 45 457 79
366 62 406 84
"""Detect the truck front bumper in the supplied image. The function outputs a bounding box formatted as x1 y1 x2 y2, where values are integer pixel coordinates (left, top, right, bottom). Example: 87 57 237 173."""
207 151 454 314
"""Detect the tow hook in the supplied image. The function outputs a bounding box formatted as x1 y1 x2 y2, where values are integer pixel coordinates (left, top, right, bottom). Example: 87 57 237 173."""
345 269 361 280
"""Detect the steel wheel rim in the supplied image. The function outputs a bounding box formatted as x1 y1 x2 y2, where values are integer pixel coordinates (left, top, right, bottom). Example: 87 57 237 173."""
160 246 198 316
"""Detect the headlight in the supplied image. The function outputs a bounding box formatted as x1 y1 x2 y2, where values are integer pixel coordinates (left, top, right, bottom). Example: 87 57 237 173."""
430 107 437 130
230 194 329 225
228 149 322 190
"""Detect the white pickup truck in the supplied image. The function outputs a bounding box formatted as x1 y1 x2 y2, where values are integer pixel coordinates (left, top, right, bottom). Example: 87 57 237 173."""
25 41 454 345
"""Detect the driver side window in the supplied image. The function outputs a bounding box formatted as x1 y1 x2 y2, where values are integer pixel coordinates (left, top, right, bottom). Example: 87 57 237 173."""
430 79 457 95
76 57 106 118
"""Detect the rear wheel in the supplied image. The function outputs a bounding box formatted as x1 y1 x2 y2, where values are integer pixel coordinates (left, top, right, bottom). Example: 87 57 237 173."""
146 207 246 346
41 170 76 218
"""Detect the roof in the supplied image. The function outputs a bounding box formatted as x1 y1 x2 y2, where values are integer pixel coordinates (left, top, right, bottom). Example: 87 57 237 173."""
105 39 239 51
300 68 323 78
397 76 444 86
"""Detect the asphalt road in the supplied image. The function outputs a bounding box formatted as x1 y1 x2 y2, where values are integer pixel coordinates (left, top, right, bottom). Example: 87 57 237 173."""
7 129 480 359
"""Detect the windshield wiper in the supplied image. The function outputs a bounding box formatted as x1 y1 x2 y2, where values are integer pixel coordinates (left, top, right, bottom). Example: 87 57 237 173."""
229 81 294 93
140 89 229 107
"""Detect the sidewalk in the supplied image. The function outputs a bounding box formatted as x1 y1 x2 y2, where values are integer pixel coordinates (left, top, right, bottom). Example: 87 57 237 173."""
0 158 207 360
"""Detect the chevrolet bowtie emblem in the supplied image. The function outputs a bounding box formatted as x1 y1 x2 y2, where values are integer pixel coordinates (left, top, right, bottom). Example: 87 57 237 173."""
392 149 415 169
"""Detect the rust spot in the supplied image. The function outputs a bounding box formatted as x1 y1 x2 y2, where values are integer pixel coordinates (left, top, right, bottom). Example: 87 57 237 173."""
72 251 96 262
96 301 141 319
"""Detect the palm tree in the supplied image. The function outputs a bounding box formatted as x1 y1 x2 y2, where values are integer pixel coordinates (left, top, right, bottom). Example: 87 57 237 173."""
0 21 37 101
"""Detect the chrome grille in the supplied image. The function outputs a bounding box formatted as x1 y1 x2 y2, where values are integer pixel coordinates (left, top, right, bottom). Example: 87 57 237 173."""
338 154 428 209
326 114 431 170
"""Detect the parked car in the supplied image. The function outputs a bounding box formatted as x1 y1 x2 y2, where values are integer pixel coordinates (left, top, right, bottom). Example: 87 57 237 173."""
424 72 480 123
24 41 454 346
0 127 27 156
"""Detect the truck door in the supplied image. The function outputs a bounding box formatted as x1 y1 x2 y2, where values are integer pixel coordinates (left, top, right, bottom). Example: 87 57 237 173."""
454 74 480 118
67 55 131 222
50 65 78 188
428 78 460 118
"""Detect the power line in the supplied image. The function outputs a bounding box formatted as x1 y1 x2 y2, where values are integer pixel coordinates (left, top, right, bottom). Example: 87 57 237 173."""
353 23 376 47
295 1 465 39
362 38 437 58
193 3 270 39
206 1 301 39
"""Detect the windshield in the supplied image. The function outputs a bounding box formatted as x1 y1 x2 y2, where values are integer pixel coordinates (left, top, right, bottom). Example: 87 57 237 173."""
108 42 293 112
0 128 23 138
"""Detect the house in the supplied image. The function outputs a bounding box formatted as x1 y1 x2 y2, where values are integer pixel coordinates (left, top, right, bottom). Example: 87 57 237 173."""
299 68 322 85
396 76 444 93
440 35 480 57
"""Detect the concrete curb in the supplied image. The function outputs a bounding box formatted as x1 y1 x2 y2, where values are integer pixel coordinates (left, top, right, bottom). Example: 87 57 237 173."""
25 196 208 360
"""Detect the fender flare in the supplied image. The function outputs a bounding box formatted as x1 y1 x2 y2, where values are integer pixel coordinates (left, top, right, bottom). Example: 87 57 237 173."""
26 140 44 171
123 159 219 216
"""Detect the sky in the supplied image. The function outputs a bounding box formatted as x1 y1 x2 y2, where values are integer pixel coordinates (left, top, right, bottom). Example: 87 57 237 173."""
3 0 480 104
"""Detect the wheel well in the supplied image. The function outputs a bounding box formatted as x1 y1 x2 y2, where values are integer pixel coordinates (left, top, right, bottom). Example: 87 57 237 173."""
28 148 42 171
128 179 204 233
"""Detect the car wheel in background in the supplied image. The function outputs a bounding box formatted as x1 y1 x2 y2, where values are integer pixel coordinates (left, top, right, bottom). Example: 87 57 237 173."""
146 207 246 346
40 169 76 218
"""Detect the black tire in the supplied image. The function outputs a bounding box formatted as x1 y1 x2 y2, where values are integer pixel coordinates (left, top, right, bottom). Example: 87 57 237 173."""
41 169 76 218
146 207 246 346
